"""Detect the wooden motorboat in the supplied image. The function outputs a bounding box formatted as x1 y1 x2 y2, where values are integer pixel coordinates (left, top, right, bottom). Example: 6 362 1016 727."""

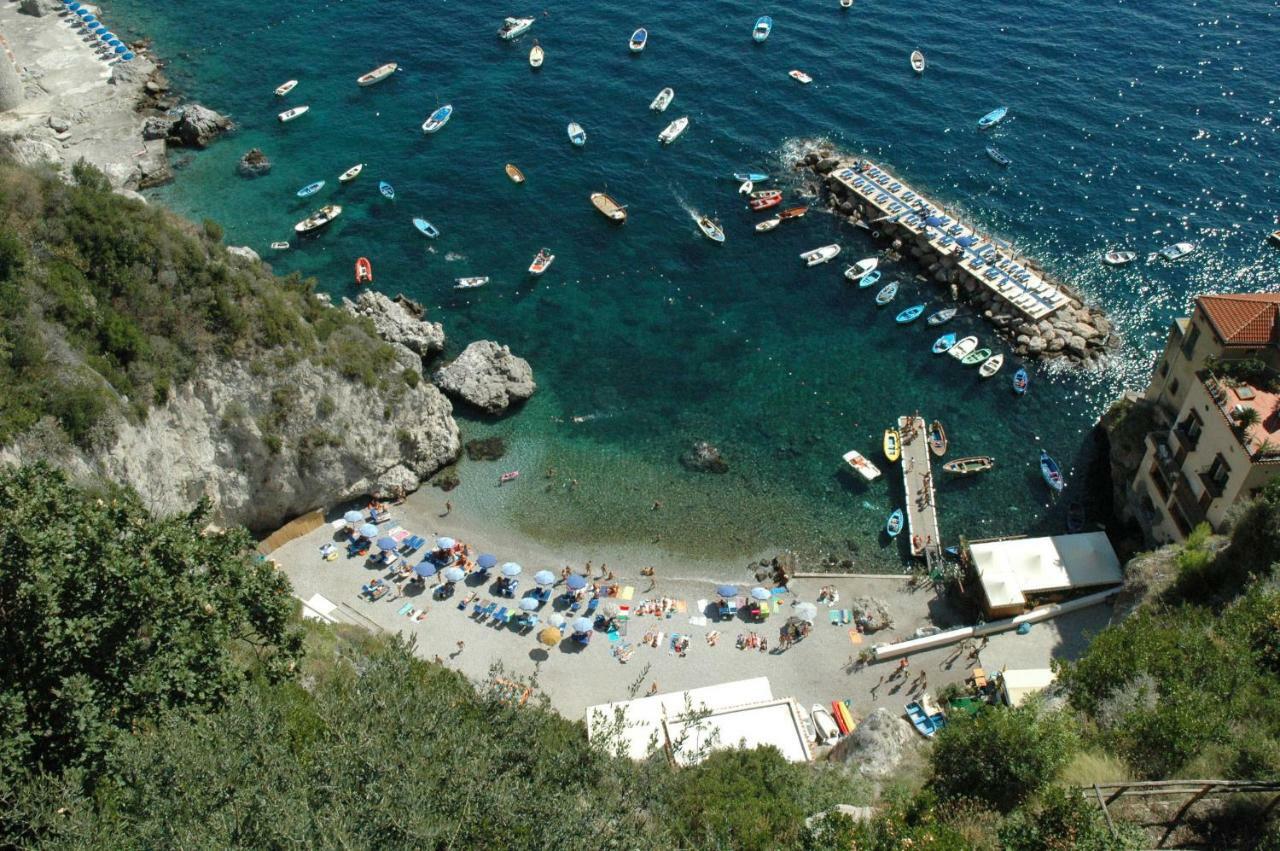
883 429 901 463
590 192 627 223
749 189 782 200
778 206 808 220
274 79 298 97
755 217 781 233
948 336 978 360
927 307 957 325
695 215 725 243
749 194 782 211
1013 367 1029 394
811 705 840 743
942 456 994 476
277 105 309 122
752 15 772 43
885 509 904 537
338 163 364 183
928 420 947 457
979 353 1005 378
650 87 674 111
529 39 543 68
910 50 925 73
356 62 397 87
1103 250 1137 265
455 277 489 289
412 218 440 238
843 257 878 282
1040 450 1066 492
961 347 992 366
906 700 946 738
932 332 957 354
421 103 453 134
800 244 841 266
498 16 534 40
505 163 525 183
567 122 586 146
658 116 689 145
629 28 648 53
789 69 813 84
528 248 555 276
294 204 342 234
354 256 373 284
874 282 898 305
841 450 881 482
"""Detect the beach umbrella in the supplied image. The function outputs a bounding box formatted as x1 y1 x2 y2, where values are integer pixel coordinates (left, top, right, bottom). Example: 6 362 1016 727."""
794 602 818 623
566 574 587 591
518 597 539 612
501 562 522 577
82 15 96 24
716 584 738 599
358 523 378 539
957 235 976 247
121 52 135 61
74 8 88 17
443 566 466 583
925 215 943 226
572 617 593 634
750 587 771 601
547 613 567 628
538 627 562 646
436 536 455 550
534 570 556 586
91 24 107 33
376 536 398 552
414 562 437 578
476 553 497 569
67 2 81 10
343 509 364 524
113 44 127 54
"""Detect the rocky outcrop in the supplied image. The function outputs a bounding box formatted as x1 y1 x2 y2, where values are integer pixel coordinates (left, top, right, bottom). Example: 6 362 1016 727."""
236 147 271 177
226 245 260 264
343 291 445 357
168 104 233 148
18 0 61 18
831 707 917 780
681 441 728 474
433 340 535 414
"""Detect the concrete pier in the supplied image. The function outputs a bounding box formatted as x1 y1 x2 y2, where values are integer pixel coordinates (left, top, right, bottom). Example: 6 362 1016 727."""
898 415 940 559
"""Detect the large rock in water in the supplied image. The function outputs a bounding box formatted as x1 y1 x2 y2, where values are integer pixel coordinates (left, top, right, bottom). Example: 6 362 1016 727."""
343 291 444 357
237 147 271 177
169 104 233 148
831 707 916 780
680 441 728 474
433 341 535 414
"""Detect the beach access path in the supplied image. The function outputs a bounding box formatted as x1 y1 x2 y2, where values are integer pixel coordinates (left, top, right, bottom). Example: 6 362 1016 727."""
271 487 1111 724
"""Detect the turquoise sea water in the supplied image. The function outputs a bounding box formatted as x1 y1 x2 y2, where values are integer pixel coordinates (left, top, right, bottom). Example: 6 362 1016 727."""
102 0 1280 567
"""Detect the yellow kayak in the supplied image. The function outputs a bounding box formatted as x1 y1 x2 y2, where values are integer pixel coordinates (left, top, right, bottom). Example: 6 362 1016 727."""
883 429 901 463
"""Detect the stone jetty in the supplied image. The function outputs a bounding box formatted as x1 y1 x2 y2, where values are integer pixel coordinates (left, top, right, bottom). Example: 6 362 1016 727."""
800 151 1116 366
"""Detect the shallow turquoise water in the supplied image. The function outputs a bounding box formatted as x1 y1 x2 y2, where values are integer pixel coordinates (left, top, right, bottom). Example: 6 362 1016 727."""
100 0 1280 566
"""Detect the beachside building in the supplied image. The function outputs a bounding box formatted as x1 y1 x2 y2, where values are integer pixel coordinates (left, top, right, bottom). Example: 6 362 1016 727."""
1133 293 1280 542
969 532 1123 619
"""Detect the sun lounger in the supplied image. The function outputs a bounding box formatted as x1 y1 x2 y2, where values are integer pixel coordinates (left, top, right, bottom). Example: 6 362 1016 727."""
841 610 851 625
481 602 497 619
397 602 414 616
830 610 840 625
585 597 599 616
493 606 509 624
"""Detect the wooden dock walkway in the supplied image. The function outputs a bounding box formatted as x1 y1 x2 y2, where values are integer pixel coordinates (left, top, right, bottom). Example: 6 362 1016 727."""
831 161 1068 321
898 415 941 559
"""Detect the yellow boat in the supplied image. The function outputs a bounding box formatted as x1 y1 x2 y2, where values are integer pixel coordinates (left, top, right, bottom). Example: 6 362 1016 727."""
505 163 525 184
883 429 901 463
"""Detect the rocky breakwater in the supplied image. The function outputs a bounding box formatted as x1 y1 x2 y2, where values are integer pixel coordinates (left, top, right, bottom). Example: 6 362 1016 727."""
800 151 1117 367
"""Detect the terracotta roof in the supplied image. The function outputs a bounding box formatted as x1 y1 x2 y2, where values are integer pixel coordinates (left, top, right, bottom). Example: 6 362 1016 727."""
1196 293 1280 347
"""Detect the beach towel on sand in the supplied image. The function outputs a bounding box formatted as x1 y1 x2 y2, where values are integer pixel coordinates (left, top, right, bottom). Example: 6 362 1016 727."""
619 586 635 600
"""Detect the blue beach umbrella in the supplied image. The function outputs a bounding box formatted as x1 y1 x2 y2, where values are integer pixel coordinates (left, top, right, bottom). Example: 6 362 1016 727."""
572 617 593 634
501 562 522 577
534 570 556 587
91 24 106 34
82 15 97 24
566 574 587 590
750 587 771 601
67 2 82 10
476 553 497 569
436 536 455 550
414 562 437 578
443 566 466 583
716 584 738 598
957 235 976 247
358 523 378 539
113 45 127 54
74 8 88 17
107 37 122 46
925 215 943 227
548 613 567 628
121 52 135 61
518 597 539 612
376 536 397 552
343 509 364 524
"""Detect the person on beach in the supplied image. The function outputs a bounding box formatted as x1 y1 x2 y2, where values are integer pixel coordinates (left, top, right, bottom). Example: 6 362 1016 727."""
647 682 659 696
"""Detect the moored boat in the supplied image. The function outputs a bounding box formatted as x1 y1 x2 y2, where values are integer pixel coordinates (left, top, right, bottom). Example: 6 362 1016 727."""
650 87 674 111
567 122 586 146
590 192 628 223
1270 230 1280 248
412 217 440 238
800 244 841 266
354 256 373 284
1103 250 1137 266
749 194 782 211
874 282 898 305
928 420 947 457
948 335 978 360
1040 450 1066 492
529 39 543 68
942 456 995 476
811 705 840 743
885 509 904 537
749 189 781 200
842 450 881 481
977 106 1008 129
528 247 555 275
778 206 807 220
1013 367 1029 395
932 332 957 354
910 50 925 73
270 241 290 251
961 347 992 366
629 28 647 52
883 429 901 463
927 307 957 325
455 277 489 289
896 304 925 323
275 79 298 97
277 105 309 122
356 63 397 86
789 69 813 84
296 180 325 198
505 163 526 183
658 116 689 144
859 270 882 289
733 172 767 182
752 15 772 42
840 0 852 7
739 180 753 195
986 147 1011 167
379 181 395 199
755 217 780 232
338 163 364 183
294 204 342 234
498 16 534 40
695 214 725 243
843 257 878 282
421 103 453 134
979 353 1005 377
1158 241 1196 261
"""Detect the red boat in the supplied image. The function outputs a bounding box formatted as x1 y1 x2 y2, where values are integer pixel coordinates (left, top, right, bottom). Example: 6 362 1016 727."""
749 195 782 211
778 206 808 220
354 256 373 284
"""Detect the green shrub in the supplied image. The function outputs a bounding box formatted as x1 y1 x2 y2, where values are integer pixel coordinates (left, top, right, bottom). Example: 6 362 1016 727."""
998 785 1142 850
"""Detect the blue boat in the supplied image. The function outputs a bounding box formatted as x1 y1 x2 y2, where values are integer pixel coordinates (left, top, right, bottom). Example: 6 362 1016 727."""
885 508 904 537
858 269 881 289
1040 450 1065 493
905 701 947 738
1012 367 1029 395
296 180 325 198
978 106 1008 130
895 304 925 324
874 281 899 306
752 15 772 42
379 181 395 199
412 217 440 238
421 103 453 134
733 172 768 182
931 332 957 354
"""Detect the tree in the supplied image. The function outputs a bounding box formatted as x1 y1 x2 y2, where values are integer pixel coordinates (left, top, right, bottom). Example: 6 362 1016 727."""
929 699 1079 812
998 785 1142 850
0 464 302 790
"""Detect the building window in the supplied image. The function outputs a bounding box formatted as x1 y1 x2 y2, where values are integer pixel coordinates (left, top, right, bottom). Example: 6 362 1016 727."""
1169 378 1181 397
1180 411 1203 441
1181 326 1201 358
1201 454 1231 499
1159 360 1169 377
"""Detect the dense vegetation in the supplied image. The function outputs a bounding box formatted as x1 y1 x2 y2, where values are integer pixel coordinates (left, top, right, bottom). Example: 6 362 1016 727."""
0 160 392 450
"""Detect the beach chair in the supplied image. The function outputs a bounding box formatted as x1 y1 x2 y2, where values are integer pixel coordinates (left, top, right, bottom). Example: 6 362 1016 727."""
472 600 487 618
481 602 497 620
493 606 509 624
585 597 599 616
829 610 840 625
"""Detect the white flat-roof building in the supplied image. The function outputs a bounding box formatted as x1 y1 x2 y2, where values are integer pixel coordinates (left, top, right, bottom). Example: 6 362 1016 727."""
999 668 1057 707
970 532 1123 618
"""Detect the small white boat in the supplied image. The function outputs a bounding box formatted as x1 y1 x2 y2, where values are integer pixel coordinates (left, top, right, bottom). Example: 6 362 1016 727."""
1158 241 1196 261
277 105 309 123
529 39 544 68
842 450 881 482
948 335 979 360
590 192 628 223
498 16 535 40
800 244 841 266
910 50 926 73
294 204 342 234
752 16 772 43
812 705 841 743
356 63 397 87
629 28 648 53
421 103 453 134
842 257 878 282
528 247 555 275
658 116 688 144
270 241 290 250
454 277 489 289
840 0 853 7
979 353 1004 378
1103 250 1137 266
338 163 364 183
650 87 674 111
789 69 813 84
755 217 780 233
567 122 586 146
694 214 725 243
274 79 298 97
738 180 753 195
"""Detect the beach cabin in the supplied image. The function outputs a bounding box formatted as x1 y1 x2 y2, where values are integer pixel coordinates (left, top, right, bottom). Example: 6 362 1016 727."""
969 532 1123 619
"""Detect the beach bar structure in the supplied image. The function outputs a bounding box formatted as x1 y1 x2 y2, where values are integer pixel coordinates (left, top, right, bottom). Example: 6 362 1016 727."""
831 161 1069 321
898 415 940 559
